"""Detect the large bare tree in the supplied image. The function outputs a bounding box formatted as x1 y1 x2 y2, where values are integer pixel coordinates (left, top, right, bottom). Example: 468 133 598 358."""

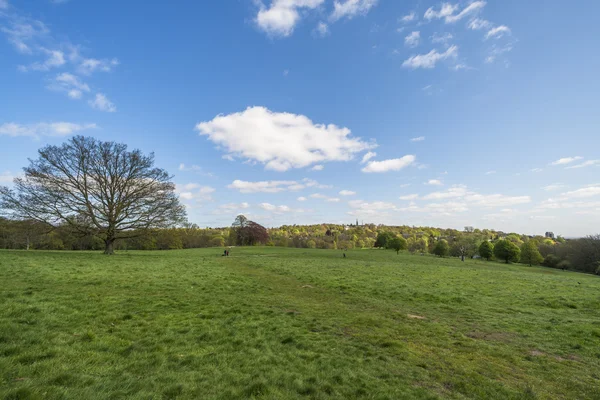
0 136 186 254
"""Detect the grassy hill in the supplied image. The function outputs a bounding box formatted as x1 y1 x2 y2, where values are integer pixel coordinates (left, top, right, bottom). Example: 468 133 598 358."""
1 248 599 399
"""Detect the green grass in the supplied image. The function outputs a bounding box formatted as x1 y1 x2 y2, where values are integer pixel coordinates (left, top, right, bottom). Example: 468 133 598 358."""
0 247 599 399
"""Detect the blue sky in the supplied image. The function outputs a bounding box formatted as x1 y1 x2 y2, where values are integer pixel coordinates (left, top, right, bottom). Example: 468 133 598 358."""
1 0 599 237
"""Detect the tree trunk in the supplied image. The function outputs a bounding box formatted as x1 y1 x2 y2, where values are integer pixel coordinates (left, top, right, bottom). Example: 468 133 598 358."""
26 234 30 251
104 238 115 255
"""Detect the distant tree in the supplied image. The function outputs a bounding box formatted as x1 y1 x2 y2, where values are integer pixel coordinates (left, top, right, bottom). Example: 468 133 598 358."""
389 236 407 254
374 231 394 248
433 240 449 257
231 215 269 246
306 239 316 249
464 226 474 233
520 241 544 266
479 241 494 261
0 136 186 254
450 235 479 261
493 240 521 264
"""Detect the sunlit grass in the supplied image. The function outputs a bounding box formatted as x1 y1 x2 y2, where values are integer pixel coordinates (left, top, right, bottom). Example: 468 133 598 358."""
0 247 599 399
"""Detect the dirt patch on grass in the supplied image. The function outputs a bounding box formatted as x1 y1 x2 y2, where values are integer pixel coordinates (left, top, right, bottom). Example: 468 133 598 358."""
529 350 545 357
407 314 426 320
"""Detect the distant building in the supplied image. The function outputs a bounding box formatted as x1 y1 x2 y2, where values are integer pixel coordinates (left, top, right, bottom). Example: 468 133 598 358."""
545 232 555 239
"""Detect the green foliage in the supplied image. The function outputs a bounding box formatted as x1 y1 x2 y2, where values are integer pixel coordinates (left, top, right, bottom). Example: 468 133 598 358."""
479 241 494 261
520 241 544 266
388 236 407 254
494 240 521 264
432 240 449 257
0 248 599 399
374 232 394 248
543 254 561 269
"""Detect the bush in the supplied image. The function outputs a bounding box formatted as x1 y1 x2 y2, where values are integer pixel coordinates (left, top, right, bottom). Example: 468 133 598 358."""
494 240 520 264
557 260 571 270
433 240 449 257
543 254 561 269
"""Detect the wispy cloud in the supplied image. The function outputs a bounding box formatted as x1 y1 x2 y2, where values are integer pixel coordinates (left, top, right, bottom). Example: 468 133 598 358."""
400 12 416 23
331 0 378 22
402 45 458 69
424 1 486 24
88 93 117 112
565 160 600 169
404 31 420 48
425 179 443 186
0 122 97 138
410 136 425 142
227 178 330 193
362 155 416 173
551 156 583 166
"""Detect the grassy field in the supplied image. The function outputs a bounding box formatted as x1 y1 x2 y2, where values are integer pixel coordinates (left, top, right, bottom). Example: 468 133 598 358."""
0 247 599 400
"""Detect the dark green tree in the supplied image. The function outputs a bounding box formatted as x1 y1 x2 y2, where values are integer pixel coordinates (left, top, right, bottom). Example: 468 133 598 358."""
433 240 450 257
389 236 408 254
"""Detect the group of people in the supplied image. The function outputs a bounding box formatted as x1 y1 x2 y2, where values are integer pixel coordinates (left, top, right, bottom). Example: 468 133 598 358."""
222 249 230 256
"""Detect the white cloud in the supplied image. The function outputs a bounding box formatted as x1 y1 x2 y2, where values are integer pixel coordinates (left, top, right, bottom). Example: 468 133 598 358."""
485 44 513 63
565 160 600 169
1 19 49 55
361 155 416 173
485 25 511 40
260 203 299 213
20 48 66 71
0 122 97 138
339 190 356 196
314 21 330 37
326 197 341 202
361 151 377 164
554 185 600 200
425 179 443 186
410 136 425 142
297 196 307 201
214 202 250 214
78 57 119 75
423 184 466 199
399 194 419 200
431 32 453 45
331 0 378 22
196 106 375 171
400 12 416 23
176 184 215 201
227 178 330 194
402 45 458 69
468 18 491 30
255 0 325 37
88 93 116 112
542 183 566 192
485 170 496 175
550 156 583 166
49 72 91 99
404 31 420 48
0 0 9 10
425 1 486 24
530 168 543 173
310 165 324 171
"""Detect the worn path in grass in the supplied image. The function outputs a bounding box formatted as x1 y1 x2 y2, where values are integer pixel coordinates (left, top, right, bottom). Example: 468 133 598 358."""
0 247 599 399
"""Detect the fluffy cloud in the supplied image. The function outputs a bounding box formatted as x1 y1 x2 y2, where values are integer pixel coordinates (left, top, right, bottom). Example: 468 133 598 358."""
400 12 416 23
410 136 425 142
19 48 66 71
314 21 330 37
331 0 378 22
339 190 356 196
399 194 419 200
49 72 91 99
485 25 511 40
0 122 97 138
310 165 324 171
404 31 420 48
255 0 325 37
565 160 600 169
297 196 307 201
550 156 583 166
553 185 600 200
425 1 486 23
425 179 443 186
361 151 376 164
78 57 119 75
361 155 416 173
196 106 375 171
402 45 458 69
228 178 330 194
176 184 215 201
89 93 116 112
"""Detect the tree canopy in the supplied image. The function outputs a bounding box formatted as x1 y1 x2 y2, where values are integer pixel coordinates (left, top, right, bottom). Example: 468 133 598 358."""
231 215 269 246
0 136 186 254
494 240 521 264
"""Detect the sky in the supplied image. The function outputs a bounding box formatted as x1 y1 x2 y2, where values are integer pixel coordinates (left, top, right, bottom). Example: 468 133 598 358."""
1 0 599 237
